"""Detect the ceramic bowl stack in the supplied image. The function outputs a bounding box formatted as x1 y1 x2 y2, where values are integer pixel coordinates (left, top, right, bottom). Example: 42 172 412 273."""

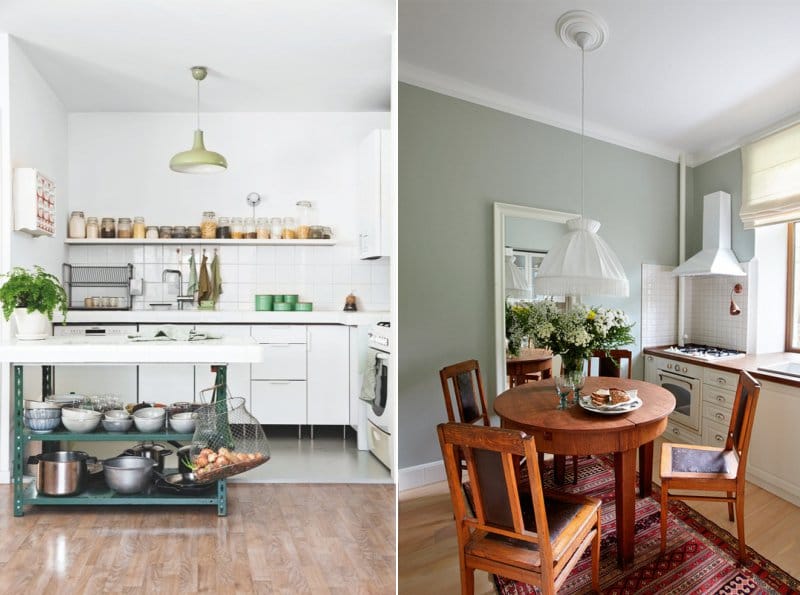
102 409 133 433
60 407 102 433
168 412 196 434
23 401 62 433
133 407 166 432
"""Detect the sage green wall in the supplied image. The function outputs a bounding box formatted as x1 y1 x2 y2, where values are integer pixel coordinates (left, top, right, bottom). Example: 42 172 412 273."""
399 83 680 470
690 148 754 262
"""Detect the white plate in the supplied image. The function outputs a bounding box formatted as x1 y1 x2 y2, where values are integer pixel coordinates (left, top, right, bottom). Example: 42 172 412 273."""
579 390 642 415
15 333 49 340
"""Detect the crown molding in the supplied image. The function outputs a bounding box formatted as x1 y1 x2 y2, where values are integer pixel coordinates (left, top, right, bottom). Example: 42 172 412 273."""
400 61 682 164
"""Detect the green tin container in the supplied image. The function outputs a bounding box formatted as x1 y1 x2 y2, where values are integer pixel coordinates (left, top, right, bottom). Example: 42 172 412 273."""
294 302 313 311
255 295 273 311
272 294 285 303
273 302 293 311
283 294 299 304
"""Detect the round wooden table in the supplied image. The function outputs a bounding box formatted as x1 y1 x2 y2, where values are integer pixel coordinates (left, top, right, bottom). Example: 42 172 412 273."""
505 349 553 388
494 376 675 568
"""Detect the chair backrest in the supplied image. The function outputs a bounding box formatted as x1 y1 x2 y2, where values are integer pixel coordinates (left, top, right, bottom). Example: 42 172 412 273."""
726 370 761 475
437 422 552 562
439 360 491 426
588 349 632 378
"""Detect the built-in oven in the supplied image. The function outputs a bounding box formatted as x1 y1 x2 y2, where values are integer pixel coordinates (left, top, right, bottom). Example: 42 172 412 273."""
366 322 392 470
656 360 701 431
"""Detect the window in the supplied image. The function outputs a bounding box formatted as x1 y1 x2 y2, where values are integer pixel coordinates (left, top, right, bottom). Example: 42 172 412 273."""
787 223 800 351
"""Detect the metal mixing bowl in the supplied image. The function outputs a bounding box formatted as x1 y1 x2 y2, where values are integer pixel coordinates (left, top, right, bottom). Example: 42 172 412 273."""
102 456 156 494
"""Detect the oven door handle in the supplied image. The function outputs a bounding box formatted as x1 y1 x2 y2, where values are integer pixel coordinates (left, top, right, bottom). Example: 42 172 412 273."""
658 371 693 389
375 352 389 361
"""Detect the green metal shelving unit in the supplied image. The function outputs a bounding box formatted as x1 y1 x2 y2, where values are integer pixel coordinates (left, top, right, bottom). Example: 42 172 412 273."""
13 364 229 517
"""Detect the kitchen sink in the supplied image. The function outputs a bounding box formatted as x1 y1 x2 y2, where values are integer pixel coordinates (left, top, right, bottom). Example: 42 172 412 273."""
758 361 800 378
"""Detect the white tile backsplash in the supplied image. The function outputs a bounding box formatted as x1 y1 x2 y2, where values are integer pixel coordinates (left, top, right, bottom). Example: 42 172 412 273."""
68 245 390 311
641 264 678 347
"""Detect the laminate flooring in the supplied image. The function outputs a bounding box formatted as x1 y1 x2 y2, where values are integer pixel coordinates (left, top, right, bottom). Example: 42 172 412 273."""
398 438 800 594
0 483 396 594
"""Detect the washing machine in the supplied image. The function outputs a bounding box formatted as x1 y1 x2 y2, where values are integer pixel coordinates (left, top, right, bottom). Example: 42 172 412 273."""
366 322 392 469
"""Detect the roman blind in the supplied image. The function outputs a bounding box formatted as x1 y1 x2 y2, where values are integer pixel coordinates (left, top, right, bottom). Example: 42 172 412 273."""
741 122 800 229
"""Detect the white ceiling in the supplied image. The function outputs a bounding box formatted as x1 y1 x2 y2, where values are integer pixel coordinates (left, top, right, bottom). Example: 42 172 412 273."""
0 0 393 113
399 0 800 165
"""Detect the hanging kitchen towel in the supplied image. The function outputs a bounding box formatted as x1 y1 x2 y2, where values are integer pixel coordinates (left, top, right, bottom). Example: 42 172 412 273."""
198 252 211 303
359 350 378 403
210 251 222 303
187 250 198 297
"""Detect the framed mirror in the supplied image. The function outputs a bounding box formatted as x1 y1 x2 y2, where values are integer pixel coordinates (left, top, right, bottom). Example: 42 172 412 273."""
493 202 576 393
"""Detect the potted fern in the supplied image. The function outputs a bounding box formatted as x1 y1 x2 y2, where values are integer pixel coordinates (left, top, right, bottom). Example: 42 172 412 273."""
0 266 68 339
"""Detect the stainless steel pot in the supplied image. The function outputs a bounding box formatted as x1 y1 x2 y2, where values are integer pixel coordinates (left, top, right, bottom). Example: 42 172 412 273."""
29 450 91 496
103 456 156 494
122 442 172 473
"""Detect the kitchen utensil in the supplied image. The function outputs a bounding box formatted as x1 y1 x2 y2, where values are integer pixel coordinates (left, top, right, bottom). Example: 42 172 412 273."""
25 399 62 411
24 414 61 433
168 412 196 434
153 472 216 495
29 451 92 496
23 407 61 419
62 415 101 433
104 409 131 419
122 442 173 473
132 407 166 433
102 418 133 433
103 456 156 494
61 407 102 420
45 394 86 408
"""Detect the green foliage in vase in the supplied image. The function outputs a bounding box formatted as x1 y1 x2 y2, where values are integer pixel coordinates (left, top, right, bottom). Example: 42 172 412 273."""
0 266 68 322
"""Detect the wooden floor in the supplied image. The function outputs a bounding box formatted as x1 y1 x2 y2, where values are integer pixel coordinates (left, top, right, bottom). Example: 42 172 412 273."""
0 483 396 594
399 440 800 594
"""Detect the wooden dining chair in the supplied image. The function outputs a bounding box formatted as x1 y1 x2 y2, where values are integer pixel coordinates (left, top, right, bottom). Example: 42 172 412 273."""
437 422 601 595
588 349 632 379
659 370 761 561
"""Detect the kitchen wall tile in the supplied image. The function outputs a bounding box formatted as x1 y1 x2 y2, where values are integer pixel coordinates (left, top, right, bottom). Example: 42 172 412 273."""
294 247 312 266
238 246 257 264
332 264 351 284
312 284 334 305
311 264 334 285
219 264 238 284
218 283 238 303
218 246 239 264
68 246 88 264
255 264 275 285
143 264 163 283
238 265 257 284
275 264 295 283
372 262 390 285
256 247 276 265
351 264 371 284
372 283 390 307
273 246 294 266
332 245 356 265
237 283 256 304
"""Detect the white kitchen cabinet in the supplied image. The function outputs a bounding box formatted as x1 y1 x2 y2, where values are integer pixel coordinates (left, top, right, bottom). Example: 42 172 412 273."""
250 325 308 426
747 380 800 506
357 129 391 259
138 324 195 405
251 344 307 380
194 325 251 404
307 325 349 425
251 380 307 424
643 354 660 385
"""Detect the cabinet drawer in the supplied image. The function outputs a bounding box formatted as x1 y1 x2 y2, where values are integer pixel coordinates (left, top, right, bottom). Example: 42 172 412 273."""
702 368 739 390
665 421 701 445
251 344 306 379
702 385 735 410
702 419 730 448
250 325 306 343
250 381 306 424
703 401 732 427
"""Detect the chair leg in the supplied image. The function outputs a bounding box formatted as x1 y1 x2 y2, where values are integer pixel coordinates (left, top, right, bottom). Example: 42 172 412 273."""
736 493 747 562
660 481 669 554
572 455 579 484
461 561 474 595
591 513 601 592
727 491 735 522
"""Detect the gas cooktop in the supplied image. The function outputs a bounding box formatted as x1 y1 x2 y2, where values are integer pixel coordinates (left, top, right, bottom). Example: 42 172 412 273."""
664 344 746 361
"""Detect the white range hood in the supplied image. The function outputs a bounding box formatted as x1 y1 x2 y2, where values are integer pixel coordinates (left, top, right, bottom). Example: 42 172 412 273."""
673 191 745 277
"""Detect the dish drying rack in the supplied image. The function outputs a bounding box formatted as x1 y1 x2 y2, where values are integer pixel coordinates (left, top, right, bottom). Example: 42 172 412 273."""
62 263 134 310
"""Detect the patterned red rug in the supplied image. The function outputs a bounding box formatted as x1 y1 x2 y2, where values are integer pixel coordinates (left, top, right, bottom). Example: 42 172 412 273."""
493 456 800 595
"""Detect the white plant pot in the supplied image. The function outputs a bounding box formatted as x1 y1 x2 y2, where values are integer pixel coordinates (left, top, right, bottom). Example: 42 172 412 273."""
13 308 50 340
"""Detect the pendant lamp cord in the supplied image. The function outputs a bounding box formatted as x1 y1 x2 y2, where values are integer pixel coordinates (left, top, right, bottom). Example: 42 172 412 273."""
196 79 201 130
580 43 585 218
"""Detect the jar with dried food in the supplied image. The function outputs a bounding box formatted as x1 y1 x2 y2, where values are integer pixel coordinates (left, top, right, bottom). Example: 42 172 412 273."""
230 217 244 239
86 217 99 239
201 211 217 239
270 217 283 239
132 217 146 239
309 225 324 239
117 217 132 238
216 217 231 239
172 226 187 239
244 217 257 239
188 226 202 239
68 211 86 239
159 226 173 239
100 218 116 238
145 226 159 239
256 217 270 239
282 217 297 239
295 201 312 239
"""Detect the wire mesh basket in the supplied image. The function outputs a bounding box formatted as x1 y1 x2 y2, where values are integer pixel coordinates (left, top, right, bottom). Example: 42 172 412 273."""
187 396 270 483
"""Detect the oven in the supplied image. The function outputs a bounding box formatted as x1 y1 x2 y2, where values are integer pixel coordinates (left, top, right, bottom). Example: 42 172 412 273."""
366 322 392 470
656 360 702 431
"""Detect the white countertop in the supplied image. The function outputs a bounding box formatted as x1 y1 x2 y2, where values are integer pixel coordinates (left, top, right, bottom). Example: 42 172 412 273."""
55 310 388 326
0 336 264 364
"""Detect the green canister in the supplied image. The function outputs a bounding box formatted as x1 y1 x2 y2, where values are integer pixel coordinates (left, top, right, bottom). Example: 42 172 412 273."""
273 302 293 311
294 302 313 311
283 294 299 304
255 295 273 311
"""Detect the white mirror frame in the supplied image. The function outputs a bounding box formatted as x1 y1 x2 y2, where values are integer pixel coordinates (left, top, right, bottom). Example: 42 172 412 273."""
493 202 576 394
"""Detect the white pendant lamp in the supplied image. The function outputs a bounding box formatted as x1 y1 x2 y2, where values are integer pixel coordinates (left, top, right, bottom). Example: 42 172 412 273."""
534 11 629 298
505 254 531 299
169 66 227 174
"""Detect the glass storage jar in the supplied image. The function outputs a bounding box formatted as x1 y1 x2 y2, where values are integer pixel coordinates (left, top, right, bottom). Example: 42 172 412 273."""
270 217 283 239
230 217 244 239
117 217 132 238
321 226 332 239
282 217 297 239
132 216 146 239
216 217 231 239
256 217 270 239
86 217 99 239
100 218 116 238
159 226 173 239
201 211 217 239
145 226 159 239
188 226 202 239
295 201 312 239
68 211 86 238
309 225 324 239
244 217 257 239
172 225 187 239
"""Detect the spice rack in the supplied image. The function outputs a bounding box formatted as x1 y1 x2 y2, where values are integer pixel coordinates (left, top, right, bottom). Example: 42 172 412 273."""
62 264 134 310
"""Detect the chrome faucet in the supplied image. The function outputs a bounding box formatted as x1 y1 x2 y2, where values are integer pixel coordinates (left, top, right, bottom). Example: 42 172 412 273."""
162 269 194 310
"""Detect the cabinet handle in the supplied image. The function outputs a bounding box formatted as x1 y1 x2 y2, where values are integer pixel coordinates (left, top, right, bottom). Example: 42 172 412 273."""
716 377 727 385
266 344 291 348
268 381 291 385
715 434 724 442
715 412 725 421
672 428 680 435
716 395 725 403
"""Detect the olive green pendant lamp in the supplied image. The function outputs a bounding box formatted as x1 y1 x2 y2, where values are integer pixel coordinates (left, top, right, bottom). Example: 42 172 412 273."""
169 66 228 174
